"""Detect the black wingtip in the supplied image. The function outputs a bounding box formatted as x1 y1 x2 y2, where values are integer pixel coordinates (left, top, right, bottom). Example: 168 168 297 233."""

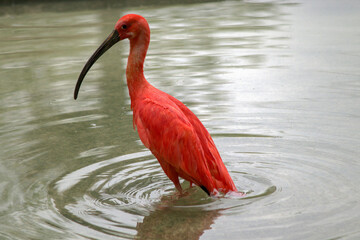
200 186 210 196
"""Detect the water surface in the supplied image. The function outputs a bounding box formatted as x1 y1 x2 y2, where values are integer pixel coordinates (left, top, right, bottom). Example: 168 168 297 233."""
1 0 360 239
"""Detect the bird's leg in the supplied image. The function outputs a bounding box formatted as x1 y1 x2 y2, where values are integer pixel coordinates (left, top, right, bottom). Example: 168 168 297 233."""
169 175 187 198
169 173 183 194
157 159 183 193
174 182 183 194
189 181 193 188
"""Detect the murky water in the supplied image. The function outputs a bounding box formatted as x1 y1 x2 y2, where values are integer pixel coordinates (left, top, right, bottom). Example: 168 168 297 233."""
1 0 360 239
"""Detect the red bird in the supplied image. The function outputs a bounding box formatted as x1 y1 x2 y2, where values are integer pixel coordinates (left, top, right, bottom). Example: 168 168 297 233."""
74 14 240 196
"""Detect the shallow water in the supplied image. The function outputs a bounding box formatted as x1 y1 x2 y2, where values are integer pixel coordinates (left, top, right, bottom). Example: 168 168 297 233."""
1 0 360 239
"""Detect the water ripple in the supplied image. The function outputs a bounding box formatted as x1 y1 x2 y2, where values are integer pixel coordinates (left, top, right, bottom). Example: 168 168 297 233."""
49 145 281 239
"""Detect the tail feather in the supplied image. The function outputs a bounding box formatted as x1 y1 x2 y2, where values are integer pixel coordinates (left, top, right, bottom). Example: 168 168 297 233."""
200 185 210 196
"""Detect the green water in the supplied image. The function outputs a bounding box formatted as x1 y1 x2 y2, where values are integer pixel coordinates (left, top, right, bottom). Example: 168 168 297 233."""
1 0 360 239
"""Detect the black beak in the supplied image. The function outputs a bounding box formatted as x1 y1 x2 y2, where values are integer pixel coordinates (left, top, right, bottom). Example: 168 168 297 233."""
74 30 120 99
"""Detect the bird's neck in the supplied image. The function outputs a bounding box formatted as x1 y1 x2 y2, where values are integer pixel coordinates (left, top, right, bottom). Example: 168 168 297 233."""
126 32 150 105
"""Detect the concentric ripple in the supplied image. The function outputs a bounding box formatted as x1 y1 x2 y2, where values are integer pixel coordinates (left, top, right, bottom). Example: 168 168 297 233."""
49 148 278 239
49 132 360 240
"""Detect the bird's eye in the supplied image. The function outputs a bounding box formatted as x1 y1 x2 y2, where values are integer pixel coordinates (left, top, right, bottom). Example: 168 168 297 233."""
121 24 127 30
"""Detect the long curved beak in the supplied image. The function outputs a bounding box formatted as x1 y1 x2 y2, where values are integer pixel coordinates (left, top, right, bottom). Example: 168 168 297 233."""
74 30 120 99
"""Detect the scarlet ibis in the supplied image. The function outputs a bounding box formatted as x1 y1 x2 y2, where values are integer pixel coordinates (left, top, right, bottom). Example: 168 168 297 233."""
74 14 241 196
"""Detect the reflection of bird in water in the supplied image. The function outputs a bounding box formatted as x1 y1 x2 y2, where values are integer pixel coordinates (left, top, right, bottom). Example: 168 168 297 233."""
74 14 244 196
136 189 220 240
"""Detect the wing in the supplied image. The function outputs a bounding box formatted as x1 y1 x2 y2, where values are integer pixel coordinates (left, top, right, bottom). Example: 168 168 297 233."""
167 94 237 191
132 87 236 192
133 93 216 191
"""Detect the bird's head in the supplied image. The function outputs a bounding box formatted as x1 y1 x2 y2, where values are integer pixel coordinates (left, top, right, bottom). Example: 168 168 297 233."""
74 14 149 99
115 14 150 41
